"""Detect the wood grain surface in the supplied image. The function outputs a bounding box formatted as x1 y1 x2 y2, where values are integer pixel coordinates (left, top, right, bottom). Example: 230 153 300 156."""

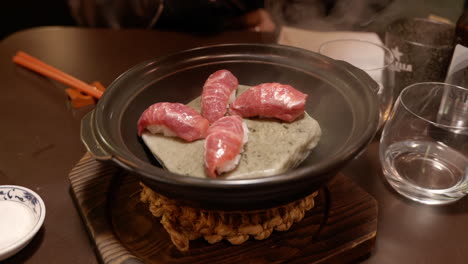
69 153 377 264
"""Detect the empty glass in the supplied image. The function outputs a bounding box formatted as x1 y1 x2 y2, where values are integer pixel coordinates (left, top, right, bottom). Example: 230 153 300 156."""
319 39 395 128
379 82 468 205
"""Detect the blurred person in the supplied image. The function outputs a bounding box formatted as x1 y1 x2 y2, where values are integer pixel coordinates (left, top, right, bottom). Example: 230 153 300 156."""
2 0 75 39
68 0 276 33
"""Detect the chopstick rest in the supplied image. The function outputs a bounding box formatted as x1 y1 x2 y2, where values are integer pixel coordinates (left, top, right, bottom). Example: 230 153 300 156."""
65 81 106 108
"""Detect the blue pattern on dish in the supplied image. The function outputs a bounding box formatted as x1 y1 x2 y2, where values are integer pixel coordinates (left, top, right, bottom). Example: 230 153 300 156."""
0 186 42 217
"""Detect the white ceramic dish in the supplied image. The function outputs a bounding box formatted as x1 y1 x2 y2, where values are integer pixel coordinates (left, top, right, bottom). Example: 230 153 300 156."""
0 185 46 261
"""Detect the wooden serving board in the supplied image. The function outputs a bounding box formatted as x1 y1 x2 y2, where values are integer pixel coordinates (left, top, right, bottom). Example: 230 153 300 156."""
69 153 377 264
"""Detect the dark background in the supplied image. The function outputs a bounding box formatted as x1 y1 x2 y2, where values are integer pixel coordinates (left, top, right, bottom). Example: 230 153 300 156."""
1 0 464 41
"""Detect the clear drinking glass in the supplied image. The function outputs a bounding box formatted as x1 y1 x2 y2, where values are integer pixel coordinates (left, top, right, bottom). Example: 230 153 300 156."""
319 39 395 128
379 82 468 205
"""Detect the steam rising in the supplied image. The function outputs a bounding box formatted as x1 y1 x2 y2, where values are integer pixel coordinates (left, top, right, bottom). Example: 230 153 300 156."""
266 0 394 31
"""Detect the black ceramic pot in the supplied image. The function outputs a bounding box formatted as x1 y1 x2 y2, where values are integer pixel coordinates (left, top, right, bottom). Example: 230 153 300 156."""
81 43 379 210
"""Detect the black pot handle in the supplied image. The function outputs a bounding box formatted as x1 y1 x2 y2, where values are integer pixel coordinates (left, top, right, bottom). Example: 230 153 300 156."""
81 111 112 160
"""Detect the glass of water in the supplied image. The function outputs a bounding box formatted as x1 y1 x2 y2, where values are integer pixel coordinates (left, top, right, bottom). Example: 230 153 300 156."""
380 82 468 205
319 39 395 128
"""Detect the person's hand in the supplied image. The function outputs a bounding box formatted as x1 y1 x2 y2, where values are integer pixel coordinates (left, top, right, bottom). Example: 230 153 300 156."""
242 8 276 32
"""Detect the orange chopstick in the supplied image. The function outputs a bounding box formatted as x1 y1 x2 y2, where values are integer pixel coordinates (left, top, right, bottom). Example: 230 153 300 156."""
15 51 87 90
12 51 103 99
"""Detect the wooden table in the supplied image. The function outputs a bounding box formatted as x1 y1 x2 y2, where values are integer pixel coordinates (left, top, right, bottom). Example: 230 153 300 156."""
1 27 467 264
